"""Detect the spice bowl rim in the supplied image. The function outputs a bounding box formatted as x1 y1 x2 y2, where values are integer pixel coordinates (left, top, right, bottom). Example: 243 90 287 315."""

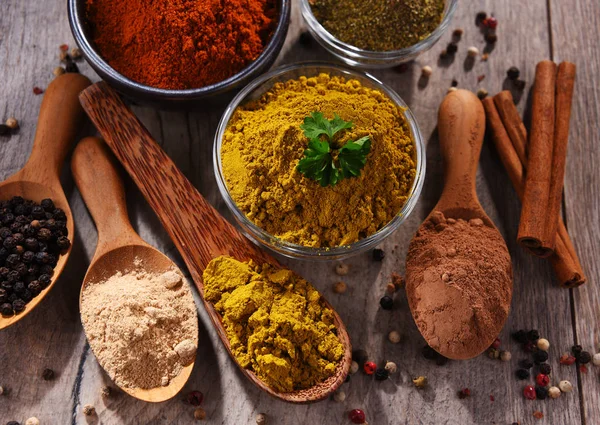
299 0 458 68
213 62 426 260
67 0 292 105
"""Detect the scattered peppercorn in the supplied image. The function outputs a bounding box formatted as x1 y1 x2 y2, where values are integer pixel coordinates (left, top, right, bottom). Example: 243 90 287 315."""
0 124 10 137
5 118 18 130
560 353 576 365
384 361 397 375
536 338 550 351
255 413 267 425
421 66 433 77
516 369 530 380
592 353 600 366
391 273 404 289
558 380 573 393
536 373 550 387
528 330 540 341
335 263 349 276
533 351 549 364
350 361 359 374
458 388 471 399
523 341 536 353
70 47 83 60
451 79 458 87
82 404 96 416
514 80 526 91
413 376 427 389
467 46 479 57
538 363 552 375
65 59 79 74
579 364 588 373
299 31 313 46
476 88 488 99
333 390 346 402
533 411 544 420
576 351 591 364
42 368 54 381
453 28 464 38
446 43 458 55
349 409 366 424
500 351 512 362
100 385 112 398
187 390 204 406
475 12 487 25
374 368 389 381
333 281 347 294
488 348 500 360
363 361 377 375
59 51 69 62
53 67 65 78
386 283 396 294
491 338 501 349
439 49 448 59
59 44 69 52
388 330 401 344
523 385 536 400
507 67 520 80
481 53 489 61
33 87 44 95
484 33 498 44
379 295 393 310
548 386 561 399
194 408 207 420
372 248 385 261
6 422 20 425
483 16 498 29
352 349 368 366
25 418 40 425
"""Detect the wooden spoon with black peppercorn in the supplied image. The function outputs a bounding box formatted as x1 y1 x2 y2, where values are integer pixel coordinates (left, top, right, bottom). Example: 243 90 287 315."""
79 82 352 404
0 73 91 330
72 136 198 403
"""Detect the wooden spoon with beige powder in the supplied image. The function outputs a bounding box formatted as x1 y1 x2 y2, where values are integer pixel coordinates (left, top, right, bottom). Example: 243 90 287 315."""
406 90 513 360
72 137 199 402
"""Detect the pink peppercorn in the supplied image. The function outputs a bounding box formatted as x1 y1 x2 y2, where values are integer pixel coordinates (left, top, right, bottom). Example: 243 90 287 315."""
523 385 537 400
536 374 550 387
560 353 576 365
363 361 377 375
491 338 501 349
484 16 498 29
349 409 366 424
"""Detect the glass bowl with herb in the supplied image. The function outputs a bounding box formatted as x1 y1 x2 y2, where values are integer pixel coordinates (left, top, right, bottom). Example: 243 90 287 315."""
300 0 457 68
213 62 425 260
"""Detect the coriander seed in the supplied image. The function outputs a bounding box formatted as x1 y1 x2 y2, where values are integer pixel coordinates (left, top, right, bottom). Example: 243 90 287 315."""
5 118 18 130
335 263 349 276
194 408 207 420
559 380 573 393
256 413 267 424
388 330 401 344
333 390 346 402
82 404 96 416
333 281 347 294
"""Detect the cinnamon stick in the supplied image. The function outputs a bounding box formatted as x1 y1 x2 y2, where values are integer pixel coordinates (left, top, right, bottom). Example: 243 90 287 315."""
517 60 557 257
483 95 586 287
493 91 528 166
546 62 577 251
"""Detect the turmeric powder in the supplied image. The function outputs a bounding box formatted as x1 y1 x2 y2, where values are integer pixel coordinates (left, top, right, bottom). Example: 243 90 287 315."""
203 256 344 392
221 73 416 247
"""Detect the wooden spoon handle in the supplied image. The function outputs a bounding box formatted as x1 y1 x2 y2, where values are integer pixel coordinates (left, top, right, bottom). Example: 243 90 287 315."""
71 136 143 257
79 82 278 287
19 73 91 183
436 89 486 210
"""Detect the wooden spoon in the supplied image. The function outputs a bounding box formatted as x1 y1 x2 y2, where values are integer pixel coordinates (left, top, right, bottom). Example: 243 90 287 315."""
405 90 513 360
0 73 91 330
79 82 352 403
71 136 198 402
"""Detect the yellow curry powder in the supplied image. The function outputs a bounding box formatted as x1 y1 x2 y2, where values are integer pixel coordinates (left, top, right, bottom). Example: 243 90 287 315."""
203 256 344 392
221 73 416 248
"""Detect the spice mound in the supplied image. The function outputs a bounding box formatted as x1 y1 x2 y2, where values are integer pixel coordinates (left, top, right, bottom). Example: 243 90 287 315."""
86 0 277 90
80 263 198 389
406 212 513 359
221 73 416 248
203 256 344 392
0 196 71 316
310 0 445 51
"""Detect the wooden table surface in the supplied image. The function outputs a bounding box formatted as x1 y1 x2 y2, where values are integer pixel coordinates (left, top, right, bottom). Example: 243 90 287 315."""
1 1 598 424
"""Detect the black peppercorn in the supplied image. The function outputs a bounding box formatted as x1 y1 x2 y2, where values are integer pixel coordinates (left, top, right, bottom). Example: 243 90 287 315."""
12 299 25 312
0 227 11 239
21 290 32 302
6 270 19 282
516 369 530 380
527 330 540 341
1 213 15 224
42 368 55 381
37 228 52 241
1 282 12 292
507 67 520 80
372 248 385 261
451 79 458 87
22 251 34 264
374 368 389 381
577 351 592 364
0 266 8 278
476 11 487 25
538 363 552 375
533 350 549 364
0 288 6 303
379 295 394 310
535 386 548 400
484 33 498 44
299 31 313 46
3 237 16 250
14 263 27 277
57 236 71 251
28 281 41 295
6 254 20 268
571 344 583 355
39 265 54 276
352 349 368 366
446 43 458 54
13 281 25 294
41 199 55 211
6 421 21 425
513 80 527 91
35 252 50 264
52 209 66 221
38 274 51 287
422 345 438 360
8 293 17 303
31 206 45 219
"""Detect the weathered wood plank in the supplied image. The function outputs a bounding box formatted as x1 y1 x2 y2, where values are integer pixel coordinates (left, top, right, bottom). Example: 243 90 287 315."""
0 0 595 424
549 0 600 423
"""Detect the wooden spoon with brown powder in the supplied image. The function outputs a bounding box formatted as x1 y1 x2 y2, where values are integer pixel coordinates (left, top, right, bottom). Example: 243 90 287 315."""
405 90 513 360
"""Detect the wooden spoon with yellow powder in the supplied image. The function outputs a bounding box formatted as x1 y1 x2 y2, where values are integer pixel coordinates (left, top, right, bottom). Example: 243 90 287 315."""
79 83 352 403
72 137 199 402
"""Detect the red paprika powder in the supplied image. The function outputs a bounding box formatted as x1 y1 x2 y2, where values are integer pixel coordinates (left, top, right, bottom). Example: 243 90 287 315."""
86 0 277 90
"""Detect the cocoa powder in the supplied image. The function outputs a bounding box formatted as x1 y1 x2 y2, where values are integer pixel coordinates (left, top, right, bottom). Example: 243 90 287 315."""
406 211 512 359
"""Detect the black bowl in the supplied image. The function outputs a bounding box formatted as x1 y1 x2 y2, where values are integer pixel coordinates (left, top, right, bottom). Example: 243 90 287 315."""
68 0 291 108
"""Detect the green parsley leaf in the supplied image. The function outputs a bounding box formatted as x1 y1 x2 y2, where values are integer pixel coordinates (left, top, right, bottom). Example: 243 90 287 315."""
338 136 372 179
300 111 353 140
297 138 334 187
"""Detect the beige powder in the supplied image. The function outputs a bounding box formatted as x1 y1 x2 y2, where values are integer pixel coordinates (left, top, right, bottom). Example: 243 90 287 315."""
81 263 198 389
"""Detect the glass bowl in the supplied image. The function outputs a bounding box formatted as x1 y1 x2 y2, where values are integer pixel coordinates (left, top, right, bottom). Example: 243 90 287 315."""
213 63 426 260
300 0 457 69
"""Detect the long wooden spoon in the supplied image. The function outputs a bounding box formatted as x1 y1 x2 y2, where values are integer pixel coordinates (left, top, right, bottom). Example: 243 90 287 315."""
71 136 198 402
405 90 513 360
0 73 91 330
79 82 351 403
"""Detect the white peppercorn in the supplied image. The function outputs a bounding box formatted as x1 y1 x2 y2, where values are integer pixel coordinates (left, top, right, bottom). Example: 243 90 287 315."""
548 386 561 399
333 390 346 402
0 386 4 396
592 353 600 366
500 350 512 362
537 338 550 351
256 413 267 424
350 360 359 374
467 46 479 57
388 330 401 344
335 263 349 276
421 66 433 77
559 380 573 393
53 66 65 77
384 361 397 374
333 281 347 294
82 404 96 416
26 418 40 425
5 117 18 129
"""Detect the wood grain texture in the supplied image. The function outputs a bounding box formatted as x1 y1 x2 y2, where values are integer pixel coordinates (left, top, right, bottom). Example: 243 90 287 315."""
0 0 596 423
549 0 600 423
